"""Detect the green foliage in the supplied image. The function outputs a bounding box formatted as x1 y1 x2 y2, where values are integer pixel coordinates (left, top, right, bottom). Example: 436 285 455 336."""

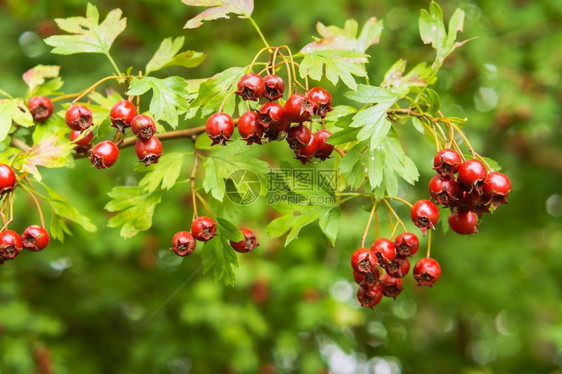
0 99 33 141
299 49 368 90
182 0 255 29
145 36 206 75
22 65 63 98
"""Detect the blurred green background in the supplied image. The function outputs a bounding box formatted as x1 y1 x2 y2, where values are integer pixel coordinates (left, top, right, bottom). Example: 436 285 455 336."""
1 0 562 373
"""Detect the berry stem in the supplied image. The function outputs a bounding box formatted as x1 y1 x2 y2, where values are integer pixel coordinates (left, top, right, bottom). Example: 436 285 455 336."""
218 91 236 113
426 228 432 258
0 88 13 99
195 192 215 220
51 75 134 104
20 184 46 228
390 221 400 238
118 126 206 149
104 52 123 77
248 16 271 49
190 138 199 220
278 46 300 93
361 201 377 248
386 196 413 208
0 193 14 231
382 199 408 232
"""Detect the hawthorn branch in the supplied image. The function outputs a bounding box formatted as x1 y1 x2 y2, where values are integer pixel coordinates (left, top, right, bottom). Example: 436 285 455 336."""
118 126 206 148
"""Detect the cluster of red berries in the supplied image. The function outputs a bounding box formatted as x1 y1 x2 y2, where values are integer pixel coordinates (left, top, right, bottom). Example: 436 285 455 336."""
351 233 442 308
63 100 163 168
205 73 335 164
429 149 511 234
171 216 259 257
0 164 49 265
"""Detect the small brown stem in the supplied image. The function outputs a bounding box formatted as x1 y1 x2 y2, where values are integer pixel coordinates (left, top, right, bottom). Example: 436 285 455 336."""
195 192 215 220
382 199 408 232
10 137 31 152
190 137 199 220
20 184 46 228
426 229 432 258
361 201 377 248
118 126 206 149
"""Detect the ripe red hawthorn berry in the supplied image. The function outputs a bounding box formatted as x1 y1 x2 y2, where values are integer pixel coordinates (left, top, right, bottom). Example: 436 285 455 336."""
433 148 462 176
206 112 234 146
191 216 217 242
230 228 259 253
258 102 285 129
448 210 479 235
135 137 162 166
350 247 377 274
462 191 491 216
0 230 22 261
458 159 487 189
413 257 441 287
0 164 17 195
70 130 94 153
295 133 318 164
394 232 419 257
385 256 410 278
171 231 196 257
27 96 54 122
262 74 285 101
357 283 383 308
264 118 290 142
65 104 93 131
411 199 439 235
287 124 311 149
352 268 380 285
314 130 334 161
22 225 50 251
131 114 157 140
284 93 314 123
379 274 403 300
370 238 396 263
235 73 264 101
429 174 462 206
110 100 137 132
483 172 511 208
306 87 333 118
90 141 119 169
238 111 264 145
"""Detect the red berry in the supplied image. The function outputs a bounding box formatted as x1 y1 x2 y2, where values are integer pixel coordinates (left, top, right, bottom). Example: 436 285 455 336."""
448 210 478 235
284 93 314 123
90 141 119 169
352 268 380 285
131 114 157 139
370 238 396 263
350 247 377 274
462 190 491 216
237 111 263 145
458 159 487 189
70 130 94 153
413 258 441 287
295 132 318 164
65 104 93 131
110 100 137 132
411 199 439 235
429 175 462 206
264 118 290 142
433 148 461 176
483 172 511 208
385 256 410 278
286 124 311 150
262 74 285 101
235 73 264 101
357 283 383 308
172 231 196 257
394 232 419 257
135 137 162 166
206 112 234 146
258 102 285 129
22 225 49 251
0 164 16 195
191 216 216 242
0 230 22 260
314 130 334 160
230 228 259 253
27 96 53 122
306 87 332 118
379 274 403 300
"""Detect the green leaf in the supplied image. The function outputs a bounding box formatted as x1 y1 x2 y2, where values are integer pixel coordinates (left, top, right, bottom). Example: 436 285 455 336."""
327 114 359 146
105 186 162 239
41 183 97 234
201 235 239 286
182 0 254 29
44 3 126 55
299 49 367 90
137 152 186 193
267 203 331 246
0 99 34 141
425 88 441 114
15 132 73 181
188 67 245 119
382 60 435 95
216 217 244 242
344 84 398 104
338 144 367 189
350 102 396 150
366 147 385 190
383 134 419 185
127 76 190 128
300 17 383 53
146 36 206 75
22 65 62 96
318 207 340 246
